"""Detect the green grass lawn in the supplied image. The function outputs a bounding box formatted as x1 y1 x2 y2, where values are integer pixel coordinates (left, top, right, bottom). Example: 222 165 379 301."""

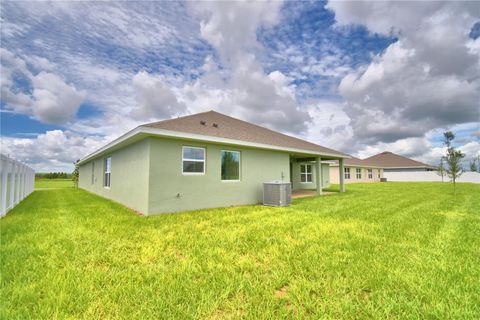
35 178 74 189
1 182 479 319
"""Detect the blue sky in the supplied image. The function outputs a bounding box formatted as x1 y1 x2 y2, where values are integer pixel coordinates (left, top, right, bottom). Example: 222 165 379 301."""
1 1 479 171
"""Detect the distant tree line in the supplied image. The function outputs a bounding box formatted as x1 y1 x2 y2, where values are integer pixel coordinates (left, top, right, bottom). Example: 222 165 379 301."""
36 172 73 179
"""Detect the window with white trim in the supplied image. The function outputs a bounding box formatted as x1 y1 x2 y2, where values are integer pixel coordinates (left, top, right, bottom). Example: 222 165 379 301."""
221 150 240 181
104 157 111 187
368 168 373 179
356 168 362 179
344 167 350 179
300 164 313 183
91 161 95 184
182 146 205 174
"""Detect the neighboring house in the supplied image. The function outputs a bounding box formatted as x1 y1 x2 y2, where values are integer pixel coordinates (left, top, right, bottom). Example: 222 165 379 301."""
364 151 436 172
78 111 349 215
329 157 384 184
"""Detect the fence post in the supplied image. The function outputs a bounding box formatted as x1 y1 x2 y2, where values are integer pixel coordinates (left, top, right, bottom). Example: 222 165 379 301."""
13 162 19 205
8 162 14 211
29 170 32 195
19 165 24 202
22 166 27 199
19 163 23 203
17 163 23 204
0 158 8 216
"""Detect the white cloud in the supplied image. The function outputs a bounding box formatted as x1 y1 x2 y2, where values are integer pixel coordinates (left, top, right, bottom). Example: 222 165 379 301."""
3 2 181 49
1 130 106 172
1 49 86 124
327 0 480 150
2 1 478 172
192 1 281 65
187 1 311 134
305 100 352 151
130 71 187 121
31 72 86 124
355 131 480 168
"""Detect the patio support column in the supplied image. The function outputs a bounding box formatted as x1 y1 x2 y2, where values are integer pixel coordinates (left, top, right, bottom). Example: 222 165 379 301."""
315 156 322 195
339 158 345 193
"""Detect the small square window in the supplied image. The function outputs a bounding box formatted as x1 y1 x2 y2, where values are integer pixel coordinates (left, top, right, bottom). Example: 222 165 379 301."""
356 168 362 179
182 147 205 174
300 164 313 183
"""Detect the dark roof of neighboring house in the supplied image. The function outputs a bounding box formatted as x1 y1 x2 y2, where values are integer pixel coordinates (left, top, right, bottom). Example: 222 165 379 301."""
143 111 349 158
364 151 436 169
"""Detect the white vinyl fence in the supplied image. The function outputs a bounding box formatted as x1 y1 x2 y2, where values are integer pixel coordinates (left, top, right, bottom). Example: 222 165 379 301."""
384 171 480 184
1 154 35 217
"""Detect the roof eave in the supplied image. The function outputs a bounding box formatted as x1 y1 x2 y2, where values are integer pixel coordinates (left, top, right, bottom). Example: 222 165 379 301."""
330 163 383 169
383 166 437 169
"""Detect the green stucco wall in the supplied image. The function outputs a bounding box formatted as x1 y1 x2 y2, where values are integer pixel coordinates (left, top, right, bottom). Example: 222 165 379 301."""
78 139 150 213
147 137 290 214
291 162 330 190
78 136 338 215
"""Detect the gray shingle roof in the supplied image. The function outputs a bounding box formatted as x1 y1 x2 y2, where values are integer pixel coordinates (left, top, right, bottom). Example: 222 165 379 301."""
364 152 435 169
143 111 348 158
330 156 382 168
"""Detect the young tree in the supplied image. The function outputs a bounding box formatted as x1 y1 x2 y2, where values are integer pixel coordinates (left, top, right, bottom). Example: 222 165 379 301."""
72 160 80 188
437 158 446 182
443 131 465 194
470 157 479 172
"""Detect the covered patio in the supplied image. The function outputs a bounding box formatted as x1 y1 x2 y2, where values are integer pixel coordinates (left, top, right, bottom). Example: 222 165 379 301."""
289 154 347 196
291 189 337 199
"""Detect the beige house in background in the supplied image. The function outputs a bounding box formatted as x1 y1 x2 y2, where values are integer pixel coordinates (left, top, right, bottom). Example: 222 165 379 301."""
328 151 437 184
329 157 384 184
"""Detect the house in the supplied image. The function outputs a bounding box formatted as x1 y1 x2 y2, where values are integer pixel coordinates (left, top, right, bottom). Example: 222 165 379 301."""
327 151 436 184
364 151 436 172
328 157 384 184
78 111 349 215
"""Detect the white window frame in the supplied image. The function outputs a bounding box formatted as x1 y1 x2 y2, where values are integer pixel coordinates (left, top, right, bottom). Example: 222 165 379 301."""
368 169 373 179
221 150 241 182
300 164 313 183
104 156 111 188
344 167 350 179
182 146 206 175
356 168 362 179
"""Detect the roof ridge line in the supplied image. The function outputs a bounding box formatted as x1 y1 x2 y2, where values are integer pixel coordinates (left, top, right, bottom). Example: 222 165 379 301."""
141 110 214 127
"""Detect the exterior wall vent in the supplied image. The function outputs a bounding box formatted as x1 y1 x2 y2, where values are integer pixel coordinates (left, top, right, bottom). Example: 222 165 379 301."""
263 181 291 207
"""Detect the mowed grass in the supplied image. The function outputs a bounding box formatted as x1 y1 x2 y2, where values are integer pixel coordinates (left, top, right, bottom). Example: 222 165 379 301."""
35 178 74 189
1 182 479 319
